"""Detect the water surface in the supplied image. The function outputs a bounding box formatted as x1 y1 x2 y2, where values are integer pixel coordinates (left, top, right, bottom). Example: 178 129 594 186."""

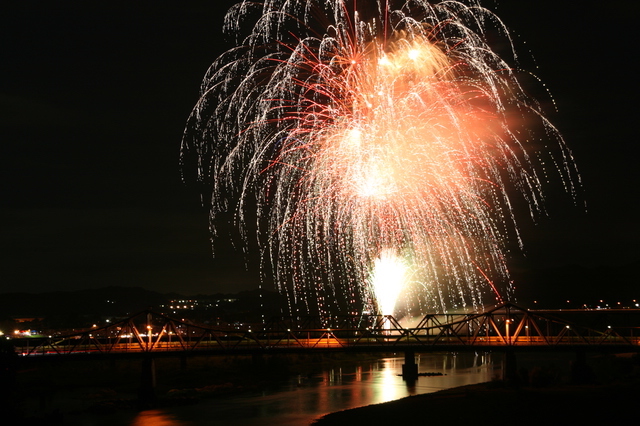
66 353 501 425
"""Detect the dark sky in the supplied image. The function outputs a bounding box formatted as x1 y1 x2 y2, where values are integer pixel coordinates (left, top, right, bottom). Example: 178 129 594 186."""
1 1 638 297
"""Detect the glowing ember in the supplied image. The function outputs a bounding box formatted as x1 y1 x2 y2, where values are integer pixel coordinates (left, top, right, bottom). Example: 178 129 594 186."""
181 1 579 316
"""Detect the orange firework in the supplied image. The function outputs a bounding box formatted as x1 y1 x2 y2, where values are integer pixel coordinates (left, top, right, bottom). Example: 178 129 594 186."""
182 1 579 317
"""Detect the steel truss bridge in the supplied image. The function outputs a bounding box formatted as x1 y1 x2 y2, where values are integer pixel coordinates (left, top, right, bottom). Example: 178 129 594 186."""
13 303 640 357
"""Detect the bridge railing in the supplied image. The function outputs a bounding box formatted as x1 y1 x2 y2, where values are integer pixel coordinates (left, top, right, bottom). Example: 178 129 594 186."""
11 303 640 356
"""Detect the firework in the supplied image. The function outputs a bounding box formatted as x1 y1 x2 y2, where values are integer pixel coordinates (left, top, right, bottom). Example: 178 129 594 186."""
181 0 579 316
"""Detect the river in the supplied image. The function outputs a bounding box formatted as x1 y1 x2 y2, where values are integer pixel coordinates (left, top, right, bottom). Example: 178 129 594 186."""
61 352 502 425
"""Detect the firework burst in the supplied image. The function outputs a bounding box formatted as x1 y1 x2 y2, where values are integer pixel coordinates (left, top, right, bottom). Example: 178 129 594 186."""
181 0 579 316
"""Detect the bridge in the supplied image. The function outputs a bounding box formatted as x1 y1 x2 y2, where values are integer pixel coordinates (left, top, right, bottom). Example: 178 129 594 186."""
13 302 640 357
10 302 639 403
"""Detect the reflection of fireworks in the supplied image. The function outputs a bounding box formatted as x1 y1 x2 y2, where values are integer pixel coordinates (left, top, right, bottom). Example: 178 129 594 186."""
182 1 579 316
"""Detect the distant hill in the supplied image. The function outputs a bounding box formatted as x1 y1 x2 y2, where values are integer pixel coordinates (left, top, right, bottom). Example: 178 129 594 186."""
0 286 170 319
0 286 285 330
1 261 636 325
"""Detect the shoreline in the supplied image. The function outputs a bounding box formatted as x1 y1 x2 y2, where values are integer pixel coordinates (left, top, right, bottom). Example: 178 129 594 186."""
312 378 640 424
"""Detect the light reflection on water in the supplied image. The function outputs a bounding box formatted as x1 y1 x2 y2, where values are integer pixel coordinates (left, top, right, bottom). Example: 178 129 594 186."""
68 353 501 426
131 410 183 426
379 358 406 404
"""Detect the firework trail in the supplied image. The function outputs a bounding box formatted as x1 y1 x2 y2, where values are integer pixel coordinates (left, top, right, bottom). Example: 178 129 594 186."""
181 0 579 317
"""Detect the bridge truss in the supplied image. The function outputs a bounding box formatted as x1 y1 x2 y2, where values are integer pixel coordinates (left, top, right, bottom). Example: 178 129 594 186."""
13 303 640 356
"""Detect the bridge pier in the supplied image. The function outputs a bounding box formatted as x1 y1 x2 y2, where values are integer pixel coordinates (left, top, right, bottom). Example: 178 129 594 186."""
402 350 418 380
138 355 157 407
571 349 594 384
180 354 188 371
252 353 265 366
503 349 519 387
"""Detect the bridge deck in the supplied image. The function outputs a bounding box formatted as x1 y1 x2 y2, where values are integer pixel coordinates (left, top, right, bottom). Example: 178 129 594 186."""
11 303 640 357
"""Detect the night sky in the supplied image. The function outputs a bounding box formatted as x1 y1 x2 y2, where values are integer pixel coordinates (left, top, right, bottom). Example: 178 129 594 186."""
2 1 638 299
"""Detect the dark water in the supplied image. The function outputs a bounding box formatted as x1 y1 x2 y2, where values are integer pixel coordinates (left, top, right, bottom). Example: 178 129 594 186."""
60 353 501 425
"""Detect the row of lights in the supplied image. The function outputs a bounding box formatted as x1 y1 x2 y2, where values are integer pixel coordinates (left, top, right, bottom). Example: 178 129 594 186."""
532 299 639 309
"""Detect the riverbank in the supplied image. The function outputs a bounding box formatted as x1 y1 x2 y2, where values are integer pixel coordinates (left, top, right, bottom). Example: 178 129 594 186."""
312 378 640 424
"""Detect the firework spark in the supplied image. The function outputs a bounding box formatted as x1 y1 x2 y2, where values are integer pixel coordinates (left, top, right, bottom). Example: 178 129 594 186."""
181 1 579 316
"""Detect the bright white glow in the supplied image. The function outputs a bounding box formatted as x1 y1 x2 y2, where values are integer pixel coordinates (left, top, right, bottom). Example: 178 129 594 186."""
370 249 409 316
378 55 392 67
